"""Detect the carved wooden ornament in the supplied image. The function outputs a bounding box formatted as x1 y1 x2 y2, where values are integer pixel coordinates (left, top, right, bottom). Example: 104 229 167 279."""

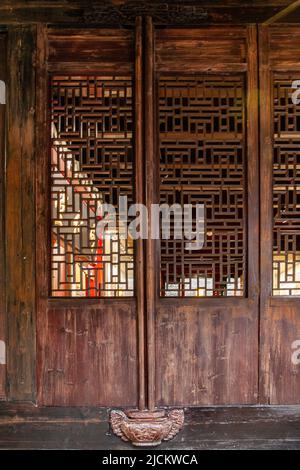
110 409 184 446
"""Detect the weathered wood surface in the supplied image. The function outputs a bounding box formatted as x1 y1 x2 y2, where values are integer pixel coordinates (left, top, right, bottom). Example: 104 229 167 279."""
259 25 300 405
156 306 258 405
36 28 138 406
6 26 36 401
38 306 138 406
47 29 134 73
155 26 259 406
0 1 295 25
0 34 6 400
0 404 300 449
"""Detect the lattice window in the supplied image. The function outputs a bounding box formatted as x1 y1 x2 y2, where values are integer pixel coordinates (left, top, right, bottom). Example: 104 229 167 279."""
159 75 246 297
50 75 134 297
273 75 300 296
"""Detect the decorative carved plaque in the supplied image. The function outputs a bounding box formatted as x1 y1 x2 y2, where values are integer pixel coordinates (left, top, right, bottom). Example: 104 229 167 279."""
110 409 184 446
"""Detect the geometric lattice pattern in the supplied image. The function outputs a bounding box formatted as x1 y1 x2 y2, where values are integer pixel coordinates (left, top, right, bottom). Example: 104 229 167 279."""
273 75 300 295
50 75 134 297
159 75 246 297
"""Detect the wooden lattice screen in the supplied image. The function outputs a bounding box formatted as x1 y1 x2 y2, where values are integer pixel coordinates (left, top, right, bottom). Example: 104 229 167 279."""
273 74 300 295
159 75 246 297
50 75 134 297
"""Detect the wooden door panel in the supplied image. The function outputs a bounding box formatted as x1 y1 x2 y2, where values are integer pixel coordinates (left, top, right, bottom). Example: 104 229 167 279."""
156 303 257 406
153 26 259 406
262 301 300 404
38 302 137 406
260 26 300 404
36 28 139 406
155 27 247 73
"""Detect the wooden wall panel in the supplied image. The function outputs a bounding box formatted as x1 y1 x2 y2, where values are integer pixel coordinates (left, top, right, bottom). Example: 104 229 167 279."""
156 303 258 405
269 27 300 70
0 33 7 400
6 26 36 401
155 28 247 72
39 304 137 406
260 25 300 404
47 29 134 73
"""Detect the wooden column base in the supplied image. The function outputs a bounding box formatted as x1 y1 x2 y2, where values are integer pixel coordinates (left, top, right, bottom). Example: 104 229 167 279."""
110 409 184 447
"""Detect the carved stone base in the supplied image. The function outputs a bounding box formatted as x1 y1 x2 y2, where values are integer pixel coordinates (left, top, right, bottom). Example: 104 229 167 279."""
110 408 184 447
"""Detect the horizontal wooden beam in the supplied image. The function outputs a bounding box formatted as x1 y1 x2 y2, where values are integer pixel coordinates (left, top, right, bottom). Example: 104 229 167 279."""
0 1 293 9
0 1 293 25
0 404 300 450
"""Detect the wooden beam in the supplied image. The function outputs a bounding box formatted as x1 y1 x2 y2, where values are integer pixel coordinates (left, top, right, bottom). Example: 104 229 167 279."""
263 0 300 23
6 25 36 400
0 2 293 25
1 404 300 450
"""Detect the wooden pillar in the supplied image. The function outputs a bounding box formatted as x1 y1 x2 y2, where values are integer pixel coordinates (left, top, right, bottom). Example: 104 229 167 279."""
145 16 156 410
134 16 146 410
0 33 7 400
258 25 273 404
6 26 36 401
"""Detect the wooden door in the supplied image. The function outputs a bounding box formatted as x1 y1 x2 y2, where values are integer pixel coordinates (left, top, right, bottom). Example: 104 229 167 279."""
36 22 260 407
36 25 144 406
260 25 300 404
149 24 260 406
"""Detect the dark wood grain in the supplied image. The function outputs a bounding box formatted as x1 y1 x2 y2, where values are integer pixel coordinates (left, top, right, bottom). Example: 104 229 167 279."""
47 29 134 74
0 33 7 400
0 1 294 26
269 26 300 70
155 306 258 406
6 26 36 401
0 403 300 450
156 28 247 73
